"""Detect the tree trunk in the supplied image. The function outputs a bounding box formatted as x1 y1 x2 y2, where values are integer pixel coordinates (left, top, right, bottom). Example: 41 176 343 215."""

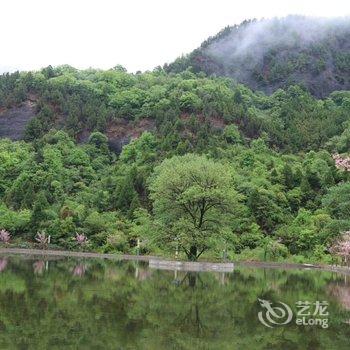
188 245 198 261
188 273 197 287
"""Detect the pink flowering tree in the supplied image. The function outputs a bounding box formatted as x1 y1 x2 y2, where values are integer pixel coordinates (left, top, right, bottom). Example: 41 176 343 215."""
0 229 11 244
333 154 350 172
330 231 350 266
75 233 88 249
330 155 350 266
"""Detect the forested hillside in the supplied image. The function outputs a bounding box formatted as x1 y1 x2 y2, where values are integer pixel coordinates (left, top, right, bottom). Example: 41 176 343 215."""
1 64 350 263
165 16 350 98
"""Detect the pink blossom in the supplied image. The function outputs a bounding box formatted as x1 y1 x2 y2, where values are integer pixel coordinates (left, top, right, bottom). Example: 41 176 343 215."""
0 229 10 244
330 231 350 265
332 154 350 172
75 233 88 245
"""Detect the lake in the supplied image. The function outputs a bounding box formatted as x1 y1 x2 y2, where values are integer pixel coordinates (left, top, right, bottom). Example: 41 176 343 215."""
0 255 349 349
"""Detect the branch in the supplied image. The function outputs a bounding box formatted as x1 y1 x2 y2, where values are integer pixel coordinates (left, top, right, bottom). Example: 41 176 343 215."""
196 247 207 259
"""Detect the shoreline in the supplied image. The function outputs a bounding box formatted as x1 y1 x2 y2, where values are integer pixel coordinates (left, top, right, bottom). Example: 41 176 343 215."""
0 247 350 274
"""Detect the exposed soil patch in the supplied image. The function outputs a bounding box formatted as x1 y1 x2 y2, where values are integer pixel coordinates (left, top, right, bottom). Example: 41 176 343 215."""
106 118 156 153
0 101 36 140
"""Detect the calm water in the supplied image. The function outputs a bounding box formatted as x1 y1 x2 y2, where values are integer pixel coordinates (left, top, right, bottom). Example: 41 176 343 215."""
0 256 349 350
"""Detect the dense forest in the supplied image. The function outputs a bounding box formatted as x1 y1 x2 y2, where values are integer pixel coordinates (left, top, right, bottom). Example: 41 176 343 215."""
165 16 350 98
1 56 350 262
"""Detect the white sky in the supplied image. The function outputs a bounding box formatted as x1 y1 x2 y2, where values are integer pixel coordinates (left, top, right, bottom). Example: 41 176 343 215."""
1 0 350 73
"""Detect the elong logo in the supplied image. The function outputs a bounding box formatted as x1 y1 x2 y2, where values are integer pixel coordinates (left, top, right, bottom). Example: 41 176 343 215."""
258 299 293 328
258 299 329 329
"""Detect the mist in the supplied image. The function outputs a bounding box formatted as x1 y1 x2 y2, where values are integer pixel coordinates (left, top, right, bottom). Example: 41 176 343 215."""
201 16 350 95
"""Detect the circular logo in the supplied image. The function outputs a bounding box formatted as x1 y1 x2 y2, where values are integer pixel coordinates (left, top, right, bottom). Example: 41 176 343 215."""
258 298 293 328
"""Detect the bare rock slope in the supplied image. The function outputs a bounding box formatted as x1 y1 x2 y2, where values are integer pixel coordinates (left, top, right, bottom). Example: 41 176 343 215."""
0 101 35 140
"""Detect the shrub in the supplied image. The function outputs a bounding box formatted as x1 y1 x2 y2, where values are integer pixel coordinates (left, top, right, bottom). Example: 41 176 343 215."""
264 241 289 261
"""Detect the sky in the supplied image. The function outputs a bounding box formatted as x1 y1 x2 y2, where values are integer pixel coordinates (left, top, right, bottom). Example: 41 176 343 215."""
1 0 350 73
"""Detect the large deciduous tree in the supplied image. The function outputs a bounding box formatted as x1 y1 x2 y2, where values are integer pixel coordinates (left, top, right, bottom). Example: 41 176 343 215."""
149 154 241 261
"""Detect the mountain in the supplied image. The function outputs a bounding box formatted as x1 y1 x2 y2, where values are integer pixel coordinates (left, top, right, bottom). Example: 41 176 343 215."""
1 62 350 262
1 65 350 153
165 16 350 98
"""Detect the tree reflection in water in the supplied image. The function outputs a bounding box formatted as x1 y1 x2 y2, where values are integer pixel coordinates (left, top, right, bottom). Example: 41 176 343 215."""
33 260 45 275
0 258 8 273
72 264 87 277
0 256 348 349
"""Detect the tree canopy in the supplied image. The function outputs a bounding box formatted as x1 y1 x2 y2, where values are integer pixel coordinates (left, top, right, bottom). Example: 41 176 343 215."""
150 154 241 260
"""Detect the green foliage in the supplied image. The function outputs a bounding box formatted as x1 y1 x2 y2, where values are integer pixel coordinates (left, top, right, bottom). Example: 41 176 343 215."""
149 154 242 260
0 63 350 261
0 205 31 235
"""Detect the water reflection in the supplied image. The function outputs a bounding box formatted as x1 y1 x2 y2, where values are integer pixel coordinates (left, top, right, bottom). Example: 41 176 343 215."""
72 264 87 277
328 282 350 310
0 257 7 272
33 260 45 275
134 265 152 281
0 256 349 349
